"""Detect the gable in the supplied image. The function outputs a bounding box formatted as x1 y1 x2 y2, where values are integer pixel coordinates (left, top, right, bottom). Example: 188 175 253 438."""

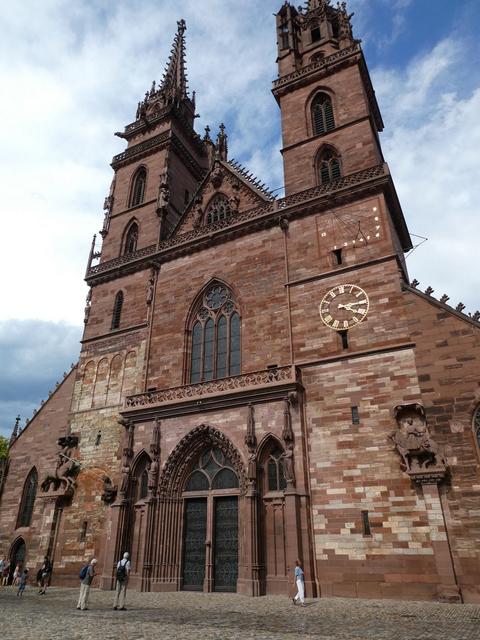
173 160 274 235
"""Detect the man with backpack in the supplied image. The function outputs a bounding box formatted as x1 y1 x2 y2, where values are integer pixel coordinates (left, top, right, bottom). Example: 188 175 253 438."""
76 558 97 611
113 551 130 611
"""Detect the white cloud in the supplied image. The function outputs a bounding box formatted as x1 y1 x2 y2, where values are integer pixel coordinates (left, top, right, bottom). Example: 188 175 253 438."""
0 1 478 334
373 39 480 310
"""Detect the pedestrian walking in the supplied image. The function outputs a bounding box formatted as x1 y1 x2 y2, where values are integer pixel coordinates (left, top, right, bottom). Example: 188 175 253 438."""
113 552 131 611
0 557 5 586
16 569 28 596
1 560 9 586
76 558 97 611
292 559 306 607
38 556 53 594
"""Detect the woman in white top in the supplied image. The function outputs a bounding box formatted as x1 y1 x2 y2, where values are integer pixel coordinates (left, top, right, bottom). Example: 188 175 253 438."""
292 559 306 606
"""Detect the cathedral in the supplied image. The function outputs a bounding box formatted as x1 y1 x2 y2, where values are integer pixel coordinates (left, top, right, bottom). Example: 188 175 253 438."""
1 1 480 602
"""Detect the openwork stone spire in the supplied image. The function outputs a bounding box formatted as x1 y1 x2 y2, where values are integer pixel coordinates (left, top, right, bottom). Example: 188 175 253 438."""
135 19 193 122
160 19 188 102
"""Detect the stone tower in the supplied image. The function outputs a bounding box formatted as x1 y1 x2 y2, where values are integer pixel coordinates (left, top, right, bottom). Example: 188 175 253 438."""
1 3 479 603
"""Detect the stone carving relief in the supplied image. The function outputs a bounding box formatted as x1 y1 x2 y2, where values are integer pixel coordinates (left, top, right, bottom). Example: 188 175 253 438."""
147 419 161 497
390 403 447 482
101 476 117 504
40 436 80 496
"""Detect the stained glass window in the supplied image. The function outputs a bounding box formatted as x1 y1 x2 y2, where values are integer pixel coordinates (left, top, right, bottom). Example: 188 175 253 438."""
18 469 37 527
184 449 238 492
189 284 241 383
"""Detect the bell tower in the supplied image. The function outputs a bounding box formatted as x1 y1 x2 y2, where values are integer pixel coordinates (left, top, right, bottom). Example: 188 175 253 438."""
273 1 384 197
96 19 209 266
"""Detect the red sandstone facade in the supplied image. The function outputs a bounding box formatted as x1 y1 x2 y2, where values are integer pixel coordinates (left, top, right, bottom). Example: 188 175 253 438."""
2 1 480 602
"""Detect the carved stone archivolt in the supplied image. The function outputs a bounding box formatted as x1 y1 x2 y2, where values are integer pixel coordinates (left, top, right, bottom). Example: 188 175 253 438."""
158 424 247 497
390 403 447 483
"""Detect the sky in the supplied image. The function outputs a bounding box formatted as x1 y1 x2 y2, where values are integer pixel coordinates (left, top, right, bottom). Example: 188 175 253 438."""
1 0 479 436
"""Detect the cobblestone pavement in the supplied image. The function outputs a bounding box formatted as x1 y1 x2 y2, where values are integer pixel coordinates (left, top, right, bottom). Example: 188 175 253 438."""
1 586 479 640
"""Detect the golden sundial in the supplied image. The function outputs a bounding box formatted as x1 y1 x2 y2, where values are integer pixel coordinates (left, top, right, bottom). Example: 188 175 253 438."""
318 205 382 250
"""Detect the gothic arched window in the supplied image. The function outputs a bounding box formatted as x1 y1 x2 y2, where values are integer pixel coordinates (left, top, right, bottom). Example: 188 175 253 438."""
317 147 341 185
189 283 241 383
205 194 232 225
267 447 286 492
184 448 239 492
130 167 147 207
474 405 480 452
111 291 124 330
312 93 335 136
123 222 138 255
17 468 37 528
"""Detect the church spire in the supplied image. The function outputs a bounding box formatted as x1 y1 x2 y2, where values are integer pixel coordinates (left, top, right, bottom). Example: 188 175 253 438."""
160 19 188 102
133 19 194 125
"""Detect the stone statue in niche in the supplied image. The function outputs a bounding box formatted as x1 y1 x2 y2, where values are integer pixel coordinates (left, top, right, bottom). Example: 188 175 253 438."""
390 403 447 476
283 443 296 486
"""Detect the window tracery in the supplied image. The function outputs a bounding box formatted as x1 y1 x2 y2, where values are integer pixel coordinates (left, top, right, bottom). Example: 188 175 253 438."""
184 448 239 492
317 147 341 184
205 194 232 225
267 447 287 492
189 284 241 383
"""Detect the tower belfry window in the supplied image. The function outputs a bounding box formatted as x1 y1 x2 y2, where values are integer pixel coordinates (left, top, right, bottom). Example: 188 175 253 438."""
318 147 341 184
124 222 138 255
312 93 335 136
130 168 146 207
311 26 321 43
111 291 124 330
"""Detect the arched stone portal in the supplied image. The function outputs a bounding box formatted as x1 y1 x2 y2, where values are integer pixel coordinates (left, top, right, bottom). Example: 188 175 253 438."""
152 424 247 594
8 537 26 584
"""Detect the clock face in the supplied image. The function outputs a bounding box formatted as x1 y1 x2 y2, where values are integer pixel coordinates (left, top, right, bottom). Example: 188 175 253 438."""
318 205 382 250
319 284 369 330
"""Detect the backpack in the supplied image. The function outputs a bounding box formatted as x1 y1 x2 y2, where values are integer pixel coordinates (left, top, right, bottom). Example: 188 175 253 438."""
116 560 127 582
79 565 89 581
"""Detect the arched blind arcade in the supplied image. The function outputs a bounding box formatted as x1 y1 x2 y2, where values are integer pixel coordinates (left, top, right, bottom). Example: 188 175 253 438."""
312 93 335 136
190 284 241 383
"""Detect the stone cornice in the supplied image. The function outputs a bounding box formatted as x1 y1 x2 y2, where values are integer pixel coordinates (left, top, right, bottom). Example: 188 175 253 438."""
111 130 206 179
122 365 301 421
272 43 360 97
111 131 171 169
81 322 149 345
86 164 394 285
